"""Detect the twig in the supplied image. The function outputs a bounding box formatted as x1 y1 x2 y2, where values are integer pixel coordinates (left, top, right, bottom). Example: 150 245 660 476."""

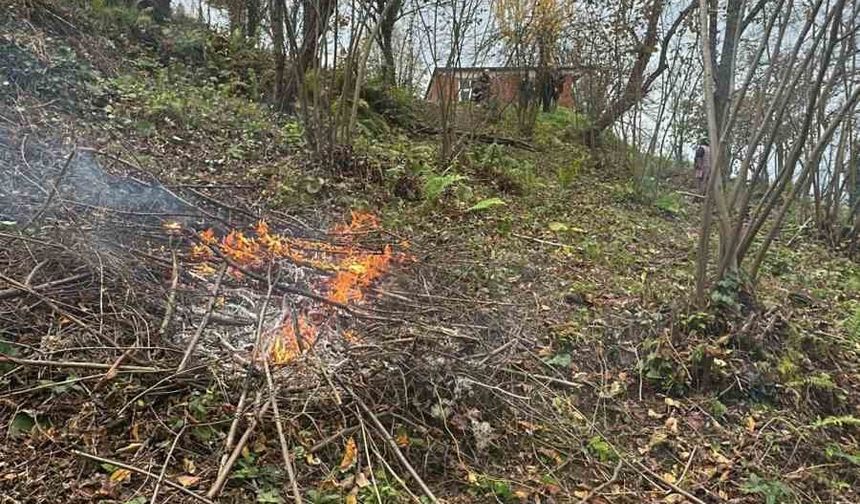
218 375 251 472
264 360 302 504
675 447 696 488
0 355 162 373
18 147 75 233
577 460 623 503
345 383 439 503
159 250 180 337
629 459 707 504
512 233 570 248
71 449 214 504
0 272 90 300
676 190 706 199
177 263 228 373
150 423 187 504
206 395 271 498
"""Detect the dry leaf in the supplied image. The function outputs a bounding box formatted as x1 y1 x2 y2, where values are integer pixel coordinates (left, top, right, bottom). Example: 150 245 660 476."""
109 468 131 483
345 494 357 504
182 457 196 474
664 397 681 408
664 416 679 434
339 437 357 470
712 450 732 466
395 431 410 447
745 416 756 433
355 472 370 488
661 472 677 484
176 475 200 488
647 408 664 419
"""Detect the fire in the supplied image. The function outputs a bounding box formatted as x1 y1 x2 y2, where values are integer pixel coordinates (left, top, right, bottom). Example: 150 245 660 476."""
187 211 400 364
270 315 317 364
329 244 392 304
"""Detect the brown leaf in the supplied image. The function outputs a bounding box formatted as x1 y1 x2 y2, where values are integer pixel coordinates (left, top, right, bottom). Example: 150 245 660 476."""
176 475 200 488
109 468 131 484
339 437 357 470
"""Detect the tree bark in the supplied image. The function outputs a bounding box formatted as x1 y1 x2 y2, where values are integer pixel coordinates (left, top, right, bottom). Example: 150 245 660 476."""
283 0 336 107
376 0 403 88
271 0 287 109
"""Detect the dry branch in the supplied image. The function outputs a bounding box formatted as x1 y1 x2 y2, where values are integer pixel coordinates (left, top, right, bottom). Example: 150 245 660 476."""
176 262 228 373
72 449 214 504
0 355 163 373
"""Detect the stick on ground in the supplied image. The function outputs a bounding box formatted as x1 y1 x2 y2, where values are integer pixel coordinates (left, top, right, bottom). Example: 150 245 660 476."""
72 449 214 504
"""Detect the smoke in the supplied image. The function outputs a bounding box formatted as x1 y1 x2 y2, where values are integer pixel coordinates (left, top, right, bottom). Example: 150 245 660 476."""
0 128 206 230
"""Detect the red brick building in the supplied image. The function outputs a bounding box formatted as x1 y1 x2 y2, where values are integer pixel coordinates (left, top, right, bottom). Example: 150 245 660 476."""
424 66 578 108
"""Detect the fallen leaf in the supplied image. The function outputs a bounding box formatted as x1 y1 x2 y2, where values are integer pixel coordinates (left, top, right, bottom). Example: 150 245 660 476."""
345 494 357 504
664 397 682 408
176 475 200 487
182 457 196 474
109 468 131 483
712 449 732 466
339 437 357 470
395 431 410 447
664 417 679 434
662 472 677 484
745 416 756 433
647 409 664 419
355 472 370 488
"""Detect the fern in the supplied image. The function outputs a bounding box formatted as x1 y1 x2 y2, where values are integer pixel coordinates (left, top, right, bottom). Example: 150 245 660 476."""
422 173 465 201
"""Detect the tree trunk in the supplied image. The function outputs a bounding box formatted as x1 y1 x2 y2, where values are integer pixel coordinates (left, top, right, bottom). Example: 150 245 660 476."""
283 0 335 107
377 0 402 88
246 0 261 41
271 0 287 110
582 0 665 145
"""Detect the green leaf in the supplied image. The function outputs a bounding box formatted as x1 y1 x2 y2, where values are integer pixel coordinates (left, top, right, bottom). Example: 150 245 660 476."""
467 197 506 212
544 353 571 368
548 222 568 232
423 173 465 200
9 412 36 438
257 488 284 503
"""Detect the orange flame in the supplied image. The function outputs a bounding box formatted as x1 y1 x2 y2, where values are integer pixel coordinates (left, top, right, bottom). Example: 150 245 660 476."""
271 315 317 364
188 212 400 365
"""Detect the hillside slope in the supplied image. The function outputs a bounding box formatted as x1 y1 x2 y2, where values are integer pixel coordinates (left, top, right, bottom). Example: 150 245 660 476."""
2 3 860 503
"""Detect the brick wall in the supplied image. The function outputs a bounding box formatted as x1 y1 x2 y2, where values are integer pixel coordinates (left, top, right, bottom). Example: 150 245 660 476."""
425 69 576 109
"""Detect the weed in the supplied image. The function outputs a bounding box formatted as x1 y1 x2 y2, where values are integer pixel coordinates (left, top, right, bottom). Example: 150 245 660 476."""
811 415 860 429
467 473 515 502
586 435 618 462
654 192 683 216
423 173 466 202
741 474 792 504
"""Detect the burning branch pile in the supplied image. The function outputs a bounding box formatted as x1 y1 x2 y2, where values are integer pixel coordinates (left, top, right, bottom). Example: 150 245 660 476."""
186 212 402 365
0 130 554 503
